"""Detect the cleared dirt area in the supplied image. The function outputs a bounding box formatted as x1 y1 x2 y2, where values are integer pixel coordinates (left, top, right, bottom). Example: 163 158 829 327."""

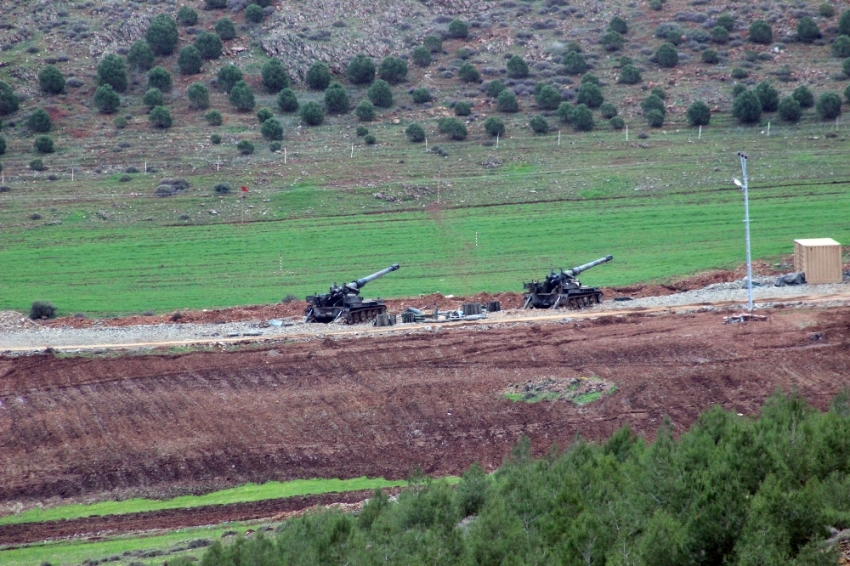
2 281 850 544
32 266 753 329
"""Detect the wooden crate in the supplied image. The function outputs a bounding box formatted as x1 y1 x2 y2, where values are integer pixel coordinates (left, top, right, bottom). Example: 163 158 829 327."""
793 238 843 284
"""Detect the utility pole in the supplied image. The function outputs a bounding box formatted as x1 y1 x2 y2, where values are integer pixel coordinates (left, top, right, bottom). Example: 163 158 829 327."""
734 152 753 312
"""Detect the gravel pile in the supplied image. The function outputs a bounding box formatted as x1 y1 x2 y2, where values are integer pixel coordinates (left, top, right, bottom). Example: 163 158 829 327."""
1 279 847 353
602 277 850 311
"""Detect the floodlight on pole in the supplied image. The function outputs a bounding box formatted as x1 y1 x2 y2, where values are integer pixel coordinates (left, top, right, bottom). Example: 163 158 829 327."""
734 152 753 312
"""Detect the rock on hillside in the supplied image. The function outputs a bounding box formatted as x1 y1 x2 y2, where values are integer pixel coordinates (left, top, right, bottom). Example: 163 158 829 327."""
261 0 492 80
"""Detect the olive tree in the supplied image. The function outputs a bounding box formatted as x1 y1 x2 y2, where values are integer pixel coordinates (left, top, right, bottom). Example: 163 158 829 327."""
483 116 505 136
536 85 561 110
497 90 519 112
448 19 469 39
215 18 236 40
177 6 198 26
816 92 842 120
749 20 773 44
655 43 678 68
0 81 18 116
778 97 802 123
405 123 425 142
143 88 164 108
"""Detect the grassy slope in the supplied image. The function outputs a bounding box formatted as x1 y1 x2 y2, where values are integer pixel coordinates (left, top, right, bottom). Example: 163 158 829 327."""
1 1 849 314
1 523 240 566
0 477 408 526
2 125 848 315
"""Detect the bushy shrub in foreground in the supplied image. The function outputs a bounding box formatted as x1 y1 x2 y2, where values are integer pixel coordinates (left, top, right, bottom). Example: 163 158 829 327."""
198 391 850 566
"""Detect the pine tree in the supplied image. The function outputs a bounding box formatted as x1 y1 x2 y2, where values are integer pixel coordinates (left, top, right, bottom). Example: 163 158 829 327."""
146 14 179 56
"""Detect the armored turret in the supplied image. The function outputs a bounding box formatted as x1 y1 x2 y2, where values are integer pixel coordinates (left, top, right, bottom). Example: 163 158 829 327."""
523 255 612 309
305 264 400 324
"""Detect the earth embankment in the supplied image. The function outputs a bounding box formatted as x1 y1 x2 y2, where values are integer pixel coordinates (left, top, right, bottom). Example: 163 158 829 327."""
2 304 849 512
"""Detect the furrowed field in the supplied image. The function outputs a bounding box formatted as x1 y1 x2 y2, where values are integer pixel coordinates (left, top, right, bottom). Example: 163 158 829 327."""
1 122 848 316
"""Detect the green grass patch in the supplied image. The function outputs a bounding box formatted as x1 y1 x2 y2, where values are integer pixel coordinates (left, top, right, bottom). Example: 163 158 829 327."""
0 523 243 566
503 391 562 403
572 391 602 405
0 477 407 526
2 122 850 316
504 377 616 405
2 179 848 316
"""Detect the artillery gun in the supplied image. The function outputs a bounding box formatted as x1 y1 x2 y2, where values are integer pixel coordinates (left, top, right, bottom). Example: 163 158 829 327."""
523 255 613 309
305 264 400 324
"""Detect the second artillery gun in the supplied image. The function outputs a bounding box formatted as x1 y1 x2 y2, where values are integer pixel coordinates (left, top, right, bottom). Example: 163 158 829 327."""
523 255 613 309
305 264 400 324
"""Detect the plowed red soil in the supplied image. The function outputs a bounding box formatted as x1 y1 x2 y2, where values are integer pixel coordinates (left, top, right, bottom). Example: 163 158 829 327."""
2 294 850 543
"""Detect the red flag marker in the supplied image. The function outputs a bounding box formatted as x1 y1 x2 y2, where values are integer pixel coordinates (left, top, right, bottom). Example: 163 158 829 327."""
241 186 248 192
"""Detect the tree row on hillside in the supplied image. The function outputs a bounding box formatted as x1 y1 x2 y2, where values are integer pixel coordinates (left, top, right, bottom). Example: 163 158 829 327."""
2 6 850 173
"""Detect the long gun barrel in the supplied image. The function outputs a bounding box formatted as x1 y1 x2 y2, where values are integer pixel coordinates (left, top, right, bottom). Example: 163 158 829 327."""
346 264 400 291
564 255 613 277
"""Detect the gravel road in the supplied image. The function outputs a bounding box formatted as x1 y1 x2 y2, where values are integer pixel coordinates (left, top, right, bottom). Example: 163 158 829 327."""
2 278 848 353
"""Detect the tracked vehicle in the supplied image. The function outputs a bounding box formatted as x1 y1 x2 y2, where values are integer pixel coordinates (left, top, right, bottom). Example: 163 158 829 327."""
523 255 613 309
305 264 400 324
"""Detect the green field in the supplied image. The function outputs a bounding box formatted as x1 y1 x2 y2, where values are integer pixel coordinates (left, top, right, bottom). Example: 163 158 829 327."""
0 476 460 566
0 523 244 566
0 477 407 526
1 124 849 316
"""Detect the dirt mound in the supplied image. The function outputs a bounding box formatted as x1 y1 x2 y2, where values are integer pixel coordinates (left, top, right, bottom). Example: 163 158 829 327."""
37 267 778 330
43 302 309 329
503 376 616 405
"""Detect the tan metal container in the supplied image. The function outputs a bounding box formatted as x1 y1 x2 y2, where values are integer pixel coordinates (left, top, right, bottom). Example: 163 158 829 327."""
793 238 843 284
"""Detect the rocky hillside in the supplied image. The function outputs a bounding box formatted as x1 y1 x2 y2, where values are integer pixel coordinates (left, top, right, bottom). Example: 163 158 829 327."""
1 0 846 100
0 0 848 203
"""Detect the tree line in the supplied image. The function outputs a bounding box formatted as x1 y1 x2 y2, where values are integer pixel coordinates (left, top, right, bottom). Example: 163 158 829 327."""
191 390 850 566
